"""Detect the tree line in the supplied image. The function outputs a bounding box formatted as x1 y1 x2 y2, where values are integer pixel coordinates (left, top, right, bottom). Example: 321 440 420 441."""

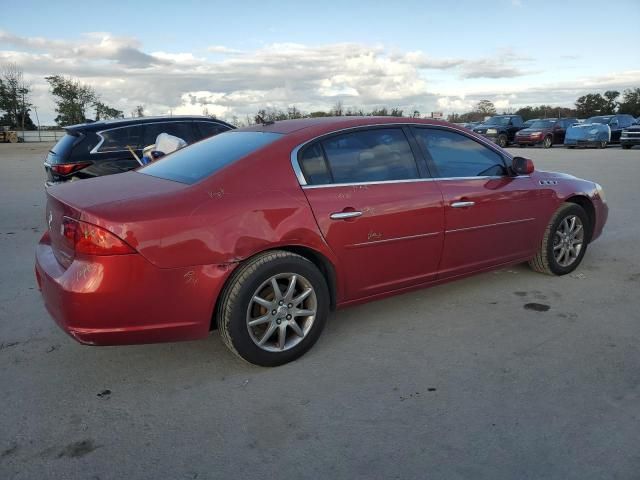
448 89 640 123
1 63 639 130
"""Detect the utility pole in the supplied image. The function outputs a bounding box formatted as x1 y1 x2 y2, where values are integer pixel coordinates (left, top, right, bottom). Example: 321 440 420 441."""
33 106 41 142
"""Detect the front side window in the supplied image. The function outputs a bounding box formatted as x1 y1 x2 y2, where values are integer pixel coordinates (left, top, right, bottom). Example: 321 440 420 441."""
140 131 282 184
97 126 144 152
414 128 507 178
307 128 419 184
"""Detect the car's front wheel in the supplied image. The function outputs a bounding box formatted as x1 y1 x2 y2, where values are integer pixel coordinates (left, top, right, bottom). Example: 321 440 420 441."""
598 140 608 149
497 134 508 148
217 250 329 366
529 203 589 275
543 136 553 148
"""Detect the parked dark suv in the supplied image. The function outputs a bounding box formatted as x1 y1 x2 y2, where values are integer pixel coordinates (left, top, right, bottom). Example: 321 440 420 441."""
515 118 578 148
44 116 234 185
472 115 524 147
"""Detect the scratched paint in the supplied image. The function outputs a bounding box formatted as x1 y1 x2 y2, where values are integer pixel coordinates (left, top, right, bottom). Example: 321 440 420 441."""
208 188 225 199
184 271 199 285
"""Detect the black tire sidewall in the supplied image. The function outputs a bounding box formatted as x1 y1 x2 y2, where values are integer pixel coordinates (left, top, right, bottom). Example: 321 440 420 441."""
225 256 330 366
498 134 507 147
546 204 589 275
543 136 552 148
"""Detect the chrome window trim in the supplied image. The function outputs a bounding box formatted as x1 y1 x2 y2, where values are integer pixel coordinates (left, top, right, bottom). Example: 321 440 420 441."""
301 175 530 190
89 120 225 155
290 122 512 186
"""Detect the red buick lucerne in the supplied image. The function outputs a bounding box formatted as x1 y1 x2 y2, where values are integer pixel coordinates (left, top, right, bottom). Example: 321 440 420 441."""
35 117 608 366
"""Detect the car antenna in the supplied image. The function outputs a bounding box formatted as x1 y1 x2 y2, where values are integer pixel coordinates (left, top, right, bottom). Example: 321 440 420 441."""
255 114 274 126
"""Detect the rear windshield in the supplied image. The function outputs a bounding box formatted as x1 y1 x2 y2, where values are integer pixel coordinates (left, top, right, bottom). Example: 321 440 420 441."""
48 133 80 162
139 131 282 184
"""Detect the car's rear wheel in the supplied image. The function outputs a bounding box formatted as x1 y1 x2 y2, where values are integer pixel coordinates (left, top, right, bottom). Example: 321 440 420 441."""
217 250 329 366
598 140 607 149
566 145 575 149
529 203 589 276
622 144 632 150
543 136 553 148
497 134 508 148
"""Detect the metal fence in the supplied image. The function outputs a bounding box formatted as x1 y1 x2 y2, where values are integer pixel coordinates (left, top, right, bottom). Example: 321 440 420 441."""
16 130 66 143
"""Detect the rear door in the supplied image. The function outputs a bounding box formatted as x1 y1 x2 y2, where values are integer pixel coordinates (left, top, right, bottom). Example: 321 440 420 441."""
412 127 544 278
297 127 445 300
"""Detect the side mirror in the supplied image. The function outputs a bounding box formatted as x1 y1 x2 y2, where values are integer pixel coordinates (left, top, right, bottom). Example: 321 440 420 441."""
512 156 534 175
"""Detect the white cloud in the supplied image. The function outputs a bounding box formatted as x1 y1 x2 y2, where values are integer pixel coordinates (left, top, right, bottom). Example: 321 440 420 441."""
1 30 638 124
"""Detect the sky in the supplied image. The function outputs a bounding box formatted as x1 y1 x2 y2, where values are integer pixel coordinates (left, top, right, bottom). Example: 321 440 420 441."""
1 0 639 125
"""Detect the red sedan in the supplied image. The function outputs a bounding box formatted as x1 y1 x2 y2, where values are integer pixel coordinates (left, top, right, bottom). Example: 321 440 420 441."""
35 117 608 366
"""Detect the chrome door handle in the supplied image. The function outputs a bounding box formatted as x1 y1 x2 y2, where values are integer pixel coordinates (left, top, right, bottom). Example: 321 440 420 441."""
330 211 362 220
451 201 475 208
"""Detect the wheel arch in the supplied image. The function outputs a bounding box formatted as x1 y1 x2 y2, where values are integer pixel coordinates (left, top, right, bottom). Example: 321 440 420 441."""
210 245 339 330
565 195 595 242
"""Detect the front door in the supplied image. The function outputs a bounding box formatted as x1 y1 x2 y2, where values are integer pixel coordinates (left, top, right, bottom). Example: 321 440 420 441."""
297 127 445 300
412 126 544 278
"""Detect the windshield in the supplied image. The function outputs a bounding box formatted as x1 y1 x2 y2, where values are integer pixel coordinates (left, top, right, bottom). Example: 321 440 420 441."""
484 116 511 126
139 131 282 184
586 116 613 125
530 120 556 129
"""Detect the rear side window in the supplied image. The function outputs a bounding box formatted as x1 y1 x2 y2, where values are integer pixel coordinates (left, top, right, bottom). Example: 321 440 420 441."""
414 128 507 178
49 134 80 161
306 128 419 184
139 131 282 184
97 126 144 152
143 122 196 146
195 122 231 139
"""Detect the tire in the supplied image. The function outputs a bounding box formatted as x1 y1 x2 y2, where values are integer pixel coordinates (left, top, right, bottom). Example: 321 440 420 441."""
566 145 575 149
529 203 589 276
497 134 508 148
622 144 632 150
598 140 607 149
542 136 553 149
217 250 330 366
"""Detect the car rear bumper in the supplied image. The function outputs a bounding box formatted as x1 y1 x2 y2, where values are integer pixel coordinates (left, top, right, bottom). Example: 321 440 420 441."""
515 136 543 145
35 233 234 345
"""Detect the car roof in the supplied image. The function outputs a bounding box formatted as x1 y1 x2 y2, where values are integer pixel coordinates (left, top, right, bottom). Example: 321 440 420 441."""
65 115 234 133
238 116 457 136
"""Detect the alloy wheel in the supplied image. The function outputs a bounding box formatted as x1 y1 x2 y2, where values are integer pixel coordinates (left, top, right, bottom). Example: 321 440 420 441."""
553 215 584 267
246 273 318 352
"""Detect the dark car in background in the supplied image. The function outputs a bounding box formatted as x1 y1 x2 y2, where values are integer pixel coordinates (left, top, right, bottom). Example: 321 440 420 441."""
564 114 636 148
523 118 539 129
44 116 234 185
515 118 578 148
620 120 640 149
472 115 524 147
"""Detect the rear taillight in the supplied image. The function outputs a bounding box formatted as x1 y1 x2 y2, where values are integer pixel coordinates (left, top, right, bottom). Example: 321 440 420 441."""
61 217 135 255
51 162 91 176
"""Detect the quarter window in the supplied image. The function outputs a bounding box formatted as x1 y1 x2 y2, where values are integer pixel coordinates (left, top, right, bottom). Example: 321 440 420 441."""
300 128 419 185
414 128 507 178
97 126 144 152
